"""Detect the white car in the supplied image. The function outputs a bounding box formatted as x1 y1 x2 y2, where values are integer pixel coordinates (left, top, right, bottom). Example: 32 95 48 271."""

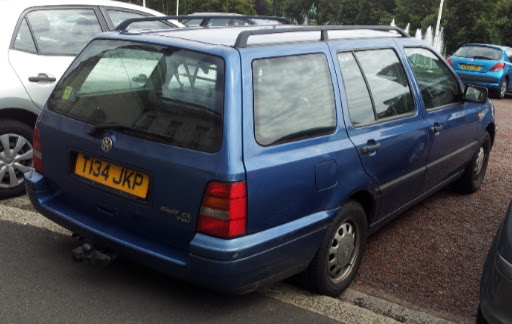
0 0 183 198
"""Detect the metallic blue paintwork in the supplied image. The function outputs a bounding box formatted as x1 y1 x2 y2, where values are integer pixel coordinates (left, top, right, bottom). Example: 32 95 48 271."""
449 44 512 93
26 169 335 293
25 27 496 293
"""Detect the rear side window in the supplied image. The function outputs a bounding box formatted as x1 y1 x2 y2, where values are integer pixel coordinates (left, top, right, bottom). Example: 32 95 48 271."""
48 40 224 153
106 9 174 30
13 19 36 53
252 54 336 146
16 9 102 55
404 48 460 110
338 49 415 126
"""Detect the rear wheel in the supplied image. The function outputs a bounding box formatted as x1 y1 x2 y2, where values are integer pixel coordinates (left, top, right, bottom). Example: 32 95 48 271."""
303 200 367 297
0 120 34 199
454 131 491 194
496 78 508 99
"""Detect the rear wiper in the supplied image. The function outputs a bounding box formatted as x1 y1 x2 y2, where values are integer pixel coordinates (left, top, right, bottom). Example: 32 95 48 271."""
88 123 174 144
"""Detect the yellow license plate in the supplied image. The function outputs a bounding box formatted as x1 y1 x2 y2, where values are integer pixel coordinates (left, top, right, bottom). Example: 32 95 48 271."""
460 64 481 71
74 153 149 198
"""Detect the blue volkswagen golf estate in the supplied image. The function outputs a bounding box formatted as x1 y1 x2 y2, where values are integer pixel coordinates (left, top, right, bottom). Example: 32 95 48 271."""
25 19 497 297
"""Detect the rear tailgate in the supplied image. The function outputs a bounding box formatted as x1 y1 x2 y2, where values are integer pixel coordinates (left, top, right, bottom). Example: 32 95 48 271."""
33 38 236 257
38 110 225 252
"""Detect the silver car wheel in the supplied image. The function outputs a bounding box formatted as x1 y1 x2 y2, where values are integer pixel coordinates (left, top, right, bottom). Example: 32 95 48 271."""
0 133 34 189
328 221 357 283
500 80 507 98
474 145 485 179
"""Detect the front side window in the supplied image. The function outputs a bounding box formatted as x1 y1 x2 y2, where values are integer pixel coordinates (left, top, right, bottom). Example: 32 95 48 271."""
49 40 224 153
22 9 102 55
338 49 415 126
253 53 336 146
405 48 460 109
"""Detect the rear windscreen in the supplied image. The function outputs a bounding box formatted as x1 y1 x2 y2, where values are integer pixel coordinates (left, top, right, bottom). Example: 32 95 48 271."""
453 46 502 60
48 39 224 153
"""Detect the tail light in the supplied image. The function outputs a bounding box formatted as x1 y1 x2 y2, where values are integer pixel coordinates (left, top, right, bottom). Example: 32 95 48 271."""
490 63 505 72
197 181 246 238
446 57 452 66
33 127 43 173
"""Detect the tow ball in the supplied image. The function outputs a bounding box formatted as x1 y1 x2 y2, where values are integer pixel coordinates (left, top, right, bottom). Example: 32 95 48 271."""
72 242 116 266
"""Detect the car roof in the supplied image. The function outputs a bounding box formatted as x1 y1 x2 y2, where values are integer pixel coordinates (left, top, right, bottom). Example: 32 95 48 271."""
462 43 508 51
0 0 184 27
116 25 405 48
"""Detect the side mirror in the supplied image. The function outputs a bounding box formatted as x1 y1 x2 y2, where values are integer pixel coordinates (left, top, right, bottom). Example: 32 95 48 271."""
464 85 488 103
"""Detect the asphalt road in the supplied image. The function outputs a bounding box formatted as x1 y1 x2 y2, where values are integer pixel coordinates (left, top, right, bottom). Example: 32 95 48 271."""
0 201 452 324
0 219 340 324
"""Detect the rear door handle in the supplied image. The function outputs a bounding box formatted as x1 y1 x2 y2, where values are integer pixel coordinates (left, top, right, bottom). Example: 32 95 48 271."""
29 73 56 82
361 142 381 154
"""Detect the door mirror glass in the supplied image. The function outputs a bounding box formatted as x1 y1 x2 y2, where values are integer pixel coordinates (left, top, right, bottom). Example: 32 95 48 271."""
464 85 488 103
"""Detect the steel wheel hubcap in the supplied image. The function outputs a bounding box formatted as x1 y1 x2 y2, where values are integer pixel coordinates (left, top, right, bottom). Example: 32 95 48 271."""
0 133 33 189
328 222 356 283
474 145 485 178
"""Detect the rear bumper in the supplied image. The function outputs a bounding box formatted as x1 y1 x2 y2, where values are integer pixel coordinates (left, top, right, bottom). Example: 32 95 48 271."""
456 71 504 89
25 170 334 293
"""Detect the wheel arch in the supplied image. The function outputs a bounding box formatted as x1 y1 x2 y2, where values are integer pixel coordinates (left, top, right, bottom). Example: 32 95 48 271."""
349 190 376 228
0 108 38 129
486 122 496 148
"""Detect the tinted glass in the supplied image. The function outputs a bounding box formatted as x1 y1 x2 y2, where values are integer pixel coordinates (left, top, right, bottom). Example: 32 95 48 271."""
253 54 336 146
13 18 36 53
231 19 251 26
355 49 415 120
26 9 102 55
338 52 375 126
207 18 231 26
106 9 174 30
49 40 224 153
182 18 203 27
405 48 460 109
453 46 502 60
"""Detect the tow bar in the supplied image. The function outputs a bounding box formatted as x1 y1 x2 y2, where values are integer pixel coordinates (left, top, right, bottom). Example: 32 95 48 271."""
72 242 116 266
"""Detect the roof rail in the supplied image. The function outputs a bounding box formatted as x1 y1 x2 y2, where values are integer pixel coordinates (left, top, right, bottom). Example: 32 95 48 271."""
115 15 294 31
234 25 410 48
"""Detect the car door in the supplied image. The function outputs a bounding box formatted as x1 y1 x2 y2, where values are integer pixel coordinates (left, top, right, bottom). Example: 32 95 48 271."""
8 6 107 109
403 47 481 190
334 46 430 219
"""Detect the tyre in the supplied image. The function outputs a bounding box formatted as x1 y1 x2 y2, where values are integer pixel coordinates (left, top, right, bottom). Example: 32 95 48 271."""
496 78 507 99
0 120 34 199
455 131 491 194
302 200 367 297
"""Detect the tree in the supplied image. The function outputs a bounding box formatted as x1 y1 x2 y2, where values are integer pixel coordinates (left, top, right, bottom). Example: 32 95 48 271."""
495 0 512 46
443 0 499 54
394 0 439 32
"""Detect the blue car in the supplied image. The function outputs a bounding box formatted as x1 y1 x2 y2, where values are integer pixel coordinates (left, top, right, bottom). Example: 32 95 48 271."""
25 20 496 296
448 43 512 99
478 200 512 324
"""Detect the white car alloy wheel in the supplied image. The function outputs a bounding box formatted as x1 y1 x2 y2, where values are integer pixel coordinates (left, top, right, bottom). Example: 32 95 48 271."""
0 133 33 189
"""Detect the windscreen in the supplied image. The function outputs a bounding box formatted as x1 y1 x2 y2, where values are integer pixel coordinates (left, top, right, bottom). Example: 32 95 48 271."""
453 46 502 60
48 39 225 153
